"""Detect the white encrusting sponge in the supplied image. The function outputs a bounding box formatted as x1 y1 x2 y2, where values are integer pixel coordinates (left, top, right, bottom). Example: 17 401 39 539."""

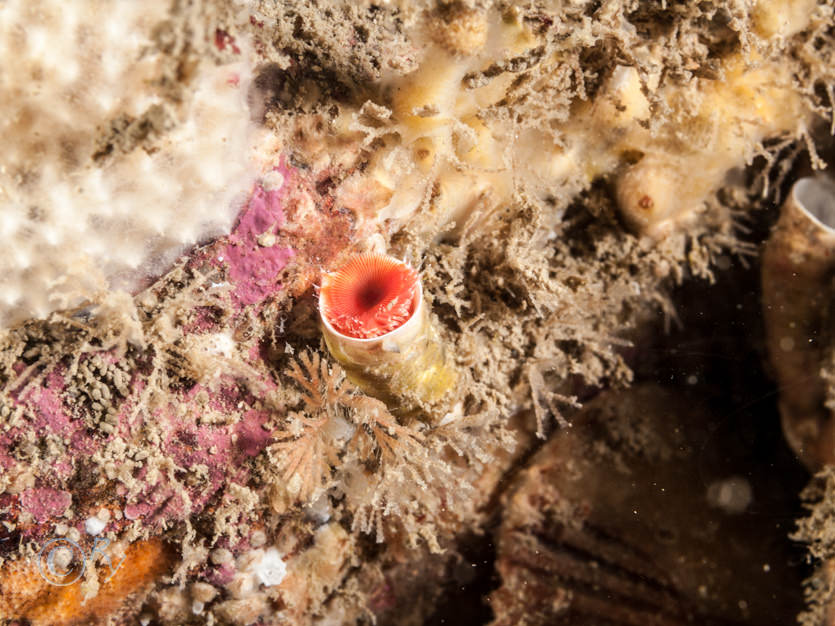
0 0 254 327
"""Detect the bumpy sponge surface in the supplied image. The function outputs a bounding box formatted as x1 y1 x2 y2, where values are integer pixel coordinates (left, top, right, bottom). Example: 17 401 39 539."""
0 0 253 327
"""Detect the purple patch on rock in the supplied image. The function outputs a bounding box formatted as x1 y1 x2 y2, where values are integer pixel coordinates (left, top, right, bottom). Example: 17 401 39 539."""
0 433 16 470
136 386 274 525
21 368 97 458
235 410 273 459
221 177 295 309
206 561 236 586
181 306 223 335
124 500 154 522
20 487 72 523
124 486 187 524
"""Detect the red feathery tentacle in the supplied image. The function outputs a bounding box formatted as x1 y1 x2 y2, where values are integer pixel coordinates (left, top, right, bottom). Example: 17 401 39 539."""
320 254 419 339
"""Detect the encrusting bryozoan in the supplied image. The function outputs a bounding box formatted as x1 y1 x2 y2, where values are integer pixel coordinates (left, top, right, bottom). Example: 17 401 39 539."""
319 253 459 418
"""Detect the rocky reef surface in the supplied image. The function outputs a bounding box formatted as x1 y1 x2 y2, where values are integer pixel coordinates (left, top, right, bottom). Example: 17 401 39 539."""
1 1 835 625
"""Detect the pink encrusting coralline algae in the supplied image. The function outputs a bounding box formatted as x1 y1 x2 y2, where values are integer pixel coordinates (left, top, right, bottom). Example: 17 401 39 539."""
2 362 275 542
215 165 296 311
18 487 73 525
123 385 273 524
0 165 307 545
0 151 364 567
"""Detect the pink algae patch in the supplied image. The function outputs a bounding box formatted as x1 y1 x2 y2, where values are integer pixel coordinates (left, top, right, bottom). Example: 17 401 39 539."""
124 486 188 524
200 378 247 414
20 487 72 523
234 409 273 458
161 405 271 476
123 382 274 527
19 369 96 458
206 562 236 586
221 178 295 309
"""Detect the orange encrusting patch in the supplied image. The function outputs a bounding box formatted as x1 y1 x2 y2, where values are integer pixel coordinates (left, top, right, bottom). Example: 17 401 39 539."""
320 254 419 339
0 537 173 626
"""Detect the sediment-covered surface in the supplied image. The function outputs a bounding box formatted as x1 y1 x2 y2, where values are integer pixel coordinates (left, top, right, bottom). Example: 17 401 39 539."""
1 1 835 625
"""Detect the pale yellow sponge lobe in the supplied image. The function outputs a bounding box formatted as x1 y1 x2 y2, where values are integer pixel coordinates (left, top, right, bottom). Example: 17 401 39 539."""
616 52 807 238
427 4 489 56
0 0 254 327
361 11 546 237
753 0 819 39
343 3 818 246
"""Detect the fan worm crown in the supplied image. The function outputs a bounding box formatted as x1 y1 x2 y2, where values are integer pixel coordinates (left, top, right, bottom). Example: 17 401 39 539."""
318 253 458 419
320 254 420 339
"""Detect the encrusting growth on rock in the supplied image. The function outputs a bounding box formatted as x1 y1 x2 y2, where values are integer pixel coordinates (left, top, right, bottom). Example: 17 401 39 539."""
1 0 835 623
0 537 173 626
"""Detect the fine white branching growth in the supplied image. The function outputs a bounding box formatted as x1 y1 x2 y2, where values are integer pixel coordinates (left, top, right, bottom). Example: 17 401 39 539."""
0 0 254 327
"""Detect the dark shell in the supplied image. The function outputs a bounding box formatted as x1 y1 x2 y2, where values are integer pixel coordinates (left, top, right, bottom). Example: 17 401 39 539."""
489 385 803 626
